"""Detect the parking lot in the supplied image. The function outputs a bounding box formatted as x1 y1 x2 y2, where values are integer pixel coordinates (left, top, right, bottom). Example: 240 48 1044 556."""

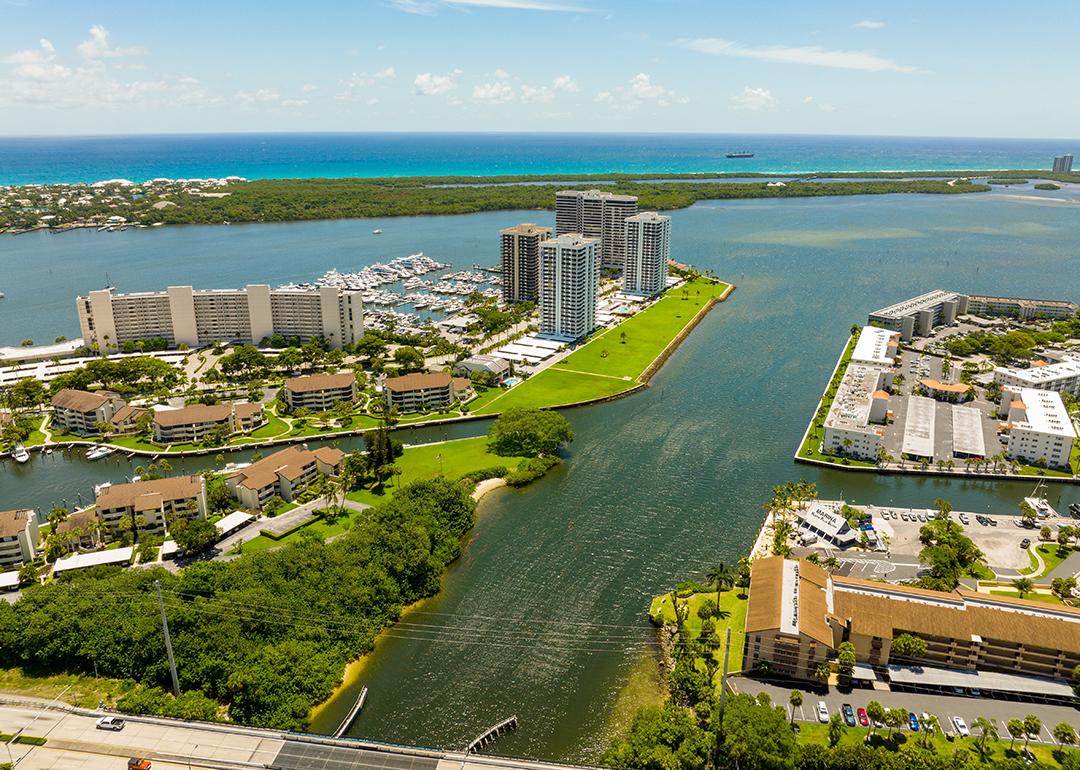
735 678 1080 745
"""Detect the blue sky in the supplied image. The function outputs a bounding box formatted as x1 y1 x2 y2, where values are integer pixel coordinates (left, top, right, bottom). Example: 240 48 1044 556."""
1 0 1078 137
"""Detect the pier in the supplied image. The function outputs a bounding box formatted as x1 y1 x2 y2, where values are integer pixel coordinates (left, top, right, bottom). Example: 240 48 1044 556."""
467 716 518 754
333 686 368 738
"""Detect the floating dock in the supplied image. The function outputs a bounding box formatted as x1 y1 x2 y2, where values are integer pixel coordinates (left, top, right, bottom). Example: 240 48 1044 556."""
467 716 518 754
333 686 368 738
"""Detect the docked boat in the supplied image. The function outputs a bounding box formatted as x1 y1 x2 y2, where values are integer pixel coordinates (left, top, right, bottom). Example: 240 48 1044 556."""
726 151 754 159
94 481 113 495
1070 502 1080 519
372 228 383 235
11 445 30 463
86 445 116 460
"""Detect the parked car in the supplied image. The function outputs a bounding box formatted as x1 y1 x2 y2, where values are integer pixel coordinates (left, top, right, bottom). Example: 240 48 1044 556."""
95 716 125 731
842 704 856 727
987 517 997 527
953 716 970 737
817 701 829 723
908 712 921 732
857 707 869 727
1020 538 1032 549
959 514 970 525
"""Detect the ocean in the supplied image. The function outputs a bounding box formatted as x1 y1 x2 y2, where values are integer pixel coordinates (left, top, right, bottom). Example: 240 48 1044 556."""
0 132 1077 185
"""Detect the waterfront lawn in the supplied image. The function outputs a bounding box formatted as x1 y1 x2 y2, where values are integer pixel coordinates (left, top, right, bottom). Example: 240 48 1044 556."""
233 414 289 441
474 278 727 415
242 508 366 552
650 588 748 674
346 436 529 507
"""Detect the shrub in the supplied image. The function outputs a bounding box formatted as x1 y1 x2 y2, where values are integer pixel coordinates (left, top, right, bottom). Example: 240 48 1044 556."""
505 455 560 487
458 465 509 485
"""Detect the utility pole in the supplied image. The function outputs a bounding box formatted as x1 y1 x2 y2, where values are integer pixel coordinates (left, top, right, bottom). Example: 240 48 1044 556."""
718 628 731 713
155 580 181 696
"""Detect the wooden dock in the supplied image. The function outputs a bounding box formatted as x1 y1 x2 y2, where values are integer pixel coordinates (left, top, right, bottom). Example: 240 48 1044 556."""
333 686 368 738
467 716 518 753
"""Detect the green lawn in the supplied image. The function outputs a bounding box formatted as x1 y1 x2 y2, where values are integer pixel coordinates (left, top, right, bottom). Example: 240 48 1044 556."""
650 588 748 674
0 667 125 709
989 589 1066 605
474 278 727 416
239 414 289 439
242 508 366 552
1026 543 1076 579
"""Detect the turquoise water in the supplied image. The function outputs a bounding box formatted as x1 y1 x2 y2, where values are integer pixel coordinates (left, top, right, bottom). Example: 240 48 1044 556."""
0 132 1077 185
3 189 1080 761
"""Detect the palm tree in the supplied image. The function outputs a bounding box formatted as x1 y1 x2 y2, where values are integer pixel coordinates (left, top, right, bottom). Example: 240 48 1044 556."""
1006 718 1026 751
788 689 803 725
705 564 735 612
972 717 997 761
1012 577 1034 599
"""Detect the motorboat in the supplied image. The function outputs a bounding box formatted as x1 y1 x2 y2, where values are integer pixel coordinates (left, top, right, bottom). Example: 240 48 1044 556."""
94 481 113 495
86 445 116 460
12 445 30 463
372 228 383 235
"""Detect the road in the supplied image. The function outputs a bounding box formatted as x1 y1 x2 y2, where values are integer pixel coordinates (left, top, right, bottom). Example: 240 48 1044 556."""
733 678 1080 745
0 703 593 770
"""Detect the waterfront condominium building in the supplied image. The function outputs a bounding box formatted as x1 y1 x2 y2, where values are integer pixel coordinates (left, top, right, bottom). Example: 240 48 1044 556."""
745 555 1080 689
554 190 638 269
283 372 358 412
1000 388 1077 469
225 445 345 510
94 475 207 536
994 357 1080 397
50 388 125 435
623 212 671 296
822 363 891 461
0 508 40 568
500 223 552 303
1053 154 1074 174
966 294 1078 321
867 290 969 341
76 284 364 352
538 233 600 341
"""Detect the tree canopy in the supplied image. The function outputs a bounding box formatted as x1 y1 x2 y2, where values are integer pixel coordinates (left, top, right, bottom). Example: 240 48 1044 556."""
487 408 574 458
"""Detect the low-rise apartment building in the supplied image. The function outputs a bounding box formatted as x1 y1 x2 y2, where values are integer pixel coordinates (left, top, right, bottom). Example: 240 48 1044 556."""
51 389 124 435
995 358 1080 397
851 326 901 366
109 404 150 434
383 372 472 412
77 284 364 352
967 295 1078 321
822 363 891 460
0 508 40 568
226 445 345 509
53 508 103 551
152 402 264 443
283 372 357 412
868 290 968 340
1001 388 1077 469
94 475 207 535
745 556 1080 685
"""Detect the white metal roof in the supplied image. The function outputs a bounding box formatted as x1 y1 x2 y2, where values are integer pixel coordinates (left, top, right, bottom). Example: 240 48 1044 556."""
1012 388 1077 438
214 511 254 534
951 405 986 457
852 326 899 365
887 663 1075 698
0 571 19 589
902 396 937 458
53 546 135 574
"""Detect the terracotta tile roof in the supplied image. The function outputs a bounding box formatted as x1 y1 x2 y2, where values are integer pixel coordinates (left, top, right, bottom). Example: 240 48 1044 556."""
919 378 971 394
746 556 784 634
872 390 891 399
284 372 356 393
383 372 452 393
234 445 342 491
0 508 34 538
153 403 233 427
234 402 263 421
52 388 111 412
312 447 345 466
55 508 99 535
110 405 148 424
96 476 202 509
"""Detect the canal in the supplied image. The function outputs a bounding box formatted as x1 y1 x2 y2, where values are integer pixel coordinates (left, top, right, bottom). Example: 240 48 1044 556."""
2 188 1079 761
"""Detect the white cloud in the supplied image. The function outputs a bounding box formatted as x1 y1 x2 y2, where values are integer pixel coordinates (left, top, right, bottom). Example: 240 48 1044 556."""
1 38 55 66
392 0 585 12
679 37 917 73
234 88 282 105
337 68 396 100
280 99 308 108
854 20 885 29
414 69 461 96
494 68 510 80
520 74 579 102
730 86 776 111
803 95 813 104
302 83 318 92
76 25 147 59
595 72 684 109
473 80 514 103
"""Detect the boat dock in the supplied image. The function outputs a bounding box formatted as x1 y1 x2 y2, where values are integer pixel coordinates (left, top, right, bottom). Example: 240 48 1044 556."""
467 716 518 753
333 686 368 738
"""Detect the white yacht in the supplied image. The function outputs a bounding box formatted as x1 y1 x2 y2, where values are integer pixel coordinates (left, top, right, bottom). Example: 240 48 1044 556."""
372 228 383 235
86 445 116 461
12 445 30 463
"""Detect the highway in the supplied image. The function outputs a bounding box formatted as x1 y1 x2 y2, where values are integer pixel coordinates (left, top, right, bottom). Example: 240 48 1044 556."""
0 703 591 770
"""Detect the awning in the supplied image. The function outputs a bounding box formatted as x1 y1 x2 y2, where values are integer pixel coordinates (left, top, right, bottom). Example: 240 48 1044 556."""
887 664 1076 699
852 663 878 681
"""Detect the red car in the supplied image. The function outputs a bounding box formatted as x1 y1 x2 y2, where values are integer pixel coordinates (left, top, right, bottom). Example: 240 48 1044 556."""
857 707 870 727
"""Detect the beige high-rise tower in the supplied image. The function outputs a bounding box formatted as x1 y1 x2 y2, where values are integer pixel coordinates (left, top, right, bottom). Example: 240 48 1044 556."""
500 223 551 303
539 233 600 341
623 212 671 296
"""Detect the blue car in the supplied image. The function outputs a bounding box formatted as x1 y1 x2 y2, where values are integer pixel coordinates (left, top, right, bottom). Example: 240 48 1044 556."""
908 712 920 732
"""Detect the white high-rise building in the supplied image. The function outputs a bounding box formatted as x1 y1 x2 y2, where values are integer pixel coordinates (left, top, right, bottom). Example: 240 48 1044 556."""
1052 154 1074 174
555 189 638 269
539 234 600 341
623 212 671 296
77 285 364 352
1001 388 1077 469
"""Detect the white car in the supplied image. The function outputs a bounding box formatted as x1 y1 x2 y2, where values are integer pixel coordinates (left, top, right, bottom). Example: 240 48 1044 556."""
95 716 125 731
952 716 970 737
817 701 829 723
